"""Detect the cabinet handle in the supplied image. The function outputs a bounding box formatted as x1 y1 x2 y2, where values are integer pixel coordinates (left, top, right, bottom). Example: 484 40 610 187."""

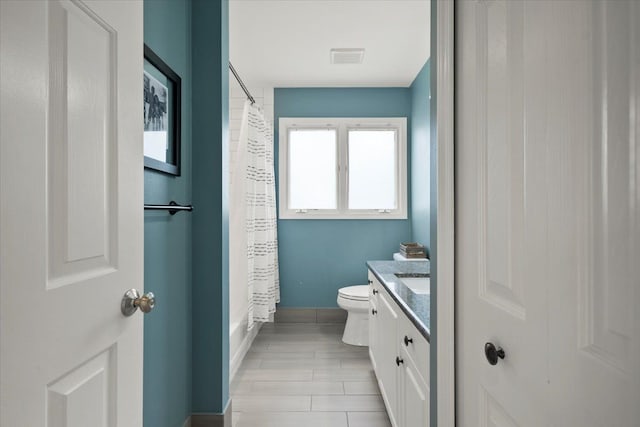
371 308 377 315
396 356 404 366
368 280 373 284
404 335 413 346
372 289 379 295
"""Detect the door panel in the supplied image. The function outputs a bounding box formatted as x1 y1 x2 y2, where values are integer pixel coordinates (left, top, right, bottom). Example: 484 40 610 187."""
479 387 518 427
478 0 526 321
576 0 634 372
48 0 118 287
457 1 640 426
546 2 640 425
47 348 115 427
457 0 548 425
0 1 143 426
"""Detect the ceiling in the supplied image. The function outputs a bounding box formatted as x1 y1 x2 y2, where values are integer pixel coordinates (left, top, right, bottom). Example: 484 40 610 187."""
229 0 430 88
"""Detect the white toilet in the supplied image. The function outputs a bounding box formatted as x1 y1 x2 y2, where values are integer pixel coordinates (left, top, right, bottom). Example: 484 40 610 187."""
337 285 370 346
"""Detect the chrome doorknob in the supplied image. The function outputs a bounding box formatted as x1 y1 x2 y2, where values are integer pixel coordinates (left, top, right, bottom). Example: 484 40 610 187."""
484 342 505 365
121 289 156 316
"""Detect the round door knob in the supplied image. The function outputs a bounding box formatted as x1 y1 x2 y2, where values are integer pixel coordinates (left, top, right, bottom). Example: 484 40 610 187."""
404 335 413 346
371 308 377 315
396 356 404 366
484 342 505 365
121 289 156 316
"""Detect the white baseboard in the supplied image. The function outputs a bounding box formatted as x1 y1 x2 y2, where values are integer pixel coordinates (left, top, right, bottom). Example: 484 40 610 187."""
229 322 262 381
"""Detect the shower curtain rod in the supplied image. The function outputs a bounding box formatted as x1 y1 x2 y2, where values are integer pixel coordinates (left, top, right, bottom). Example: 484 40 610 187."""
229 62 256 105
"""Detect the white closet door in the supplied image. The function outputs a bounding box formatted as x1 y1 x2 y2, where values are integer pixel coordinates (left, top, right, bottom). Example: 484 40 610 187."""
456 1 640 426
0 1 144 426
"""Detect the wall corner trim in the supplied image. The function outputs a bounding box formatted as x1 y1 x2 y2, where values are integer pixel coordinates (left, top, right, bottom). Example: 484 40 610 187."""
433 0 456 426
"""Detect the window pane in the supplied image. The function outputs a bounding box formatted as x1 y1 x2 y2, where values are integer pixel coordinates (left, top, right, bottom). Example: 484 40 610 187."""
289 129 337 209
348 130 397 210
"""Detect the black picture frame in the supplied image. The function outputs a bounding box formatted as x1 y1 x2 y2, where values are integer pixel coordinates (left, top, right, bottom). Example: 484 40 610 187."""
143 44 182 176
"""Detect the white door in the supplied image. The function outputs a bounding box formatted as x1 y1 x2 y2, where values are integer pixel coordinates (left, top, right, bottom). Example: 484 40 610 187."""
456 1 640 426
0 1 144 426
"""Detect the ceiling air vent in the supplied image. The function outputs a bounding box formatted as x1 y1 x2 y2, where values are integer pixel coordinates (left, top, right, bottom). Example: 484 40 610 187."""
330 48 365 65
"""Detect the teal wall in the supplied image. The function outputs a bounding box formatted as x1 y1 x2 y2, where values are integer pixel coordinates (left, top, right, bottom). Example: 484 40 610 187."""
144 0 230 422
410 60 431 254
191 0 230 415
143 1 192 426
274 88 413 308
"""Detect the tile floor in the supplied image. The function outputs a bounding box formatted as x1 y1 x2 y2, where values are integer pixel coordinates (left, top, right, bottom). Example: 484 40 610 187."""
231 322 392 427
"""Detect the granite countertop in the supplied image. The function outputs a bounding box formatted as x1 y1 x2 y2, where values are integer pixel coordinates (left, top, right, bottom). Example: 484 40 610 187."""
366 260 431 341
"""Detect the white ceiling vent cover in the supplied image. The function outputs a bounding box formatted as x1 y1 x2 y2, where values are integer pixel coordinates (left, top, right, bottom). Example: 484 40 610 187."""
330 48 365 65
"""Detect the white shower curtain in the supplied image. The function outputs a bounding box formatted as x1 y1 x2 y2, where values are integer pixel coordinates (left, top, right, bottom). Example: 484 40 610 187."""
231 100 280 330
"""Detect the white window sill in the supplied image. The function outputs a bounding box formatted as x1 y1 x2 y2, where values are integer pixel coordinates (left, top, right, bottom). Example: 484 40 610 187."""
278 211 408 220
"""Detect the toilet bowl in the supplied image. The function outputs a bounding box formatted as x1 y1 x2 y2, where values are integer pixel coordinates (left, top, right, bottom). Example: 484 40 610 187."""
337 285 369 346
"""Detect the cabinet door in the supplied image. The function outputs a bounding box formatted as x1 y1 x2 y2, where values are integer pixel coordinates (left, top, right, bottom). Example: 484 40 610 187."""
369 296 378 371
377 290 399 427
398 310 429 384
400 345 429 427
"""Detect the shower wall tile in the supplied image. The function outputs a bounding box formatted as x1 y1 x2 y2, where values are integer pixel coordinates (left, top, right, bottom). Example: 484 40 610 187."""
227 79 273 190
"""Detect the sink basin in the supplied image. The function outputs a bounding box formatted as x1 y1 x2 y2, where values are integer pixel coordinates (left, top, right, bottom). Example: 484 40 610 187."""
395 273 430 295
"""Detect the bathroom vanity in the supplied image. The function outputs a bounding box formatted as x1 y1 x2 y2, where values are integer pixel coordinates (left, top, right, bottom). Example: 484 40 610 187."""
367 261 430 427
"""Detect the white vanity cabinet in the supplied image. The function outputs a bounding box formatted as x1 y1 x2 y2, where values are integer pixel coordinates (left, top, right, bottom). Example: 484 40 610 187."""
368 270 430 427
368 276 379 371
398 312 429 427
377 284 400 425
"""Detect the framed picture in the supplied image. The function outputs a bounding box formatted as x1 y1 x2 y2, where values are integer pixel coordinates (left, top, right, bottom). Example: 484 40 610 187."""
144 44 181 176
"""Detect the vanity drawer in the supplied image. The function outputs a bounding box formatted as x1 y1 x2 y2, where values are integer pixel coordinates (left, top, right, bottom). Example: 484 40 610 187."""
398 312 429 383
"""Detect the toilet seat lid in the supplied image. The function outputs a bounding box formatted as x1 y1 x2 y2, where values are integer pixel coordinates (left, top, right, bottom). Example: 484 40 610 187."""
338 285 369 301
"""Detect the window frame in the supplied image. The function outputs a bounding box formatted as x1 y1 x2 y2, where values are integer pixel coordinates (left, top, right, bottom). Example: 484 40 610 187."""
278 117 408 220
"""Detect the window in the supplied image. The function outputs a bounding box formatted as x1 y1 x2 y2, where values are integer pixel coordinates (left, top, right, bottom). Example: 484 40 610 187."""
279 117 407 219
